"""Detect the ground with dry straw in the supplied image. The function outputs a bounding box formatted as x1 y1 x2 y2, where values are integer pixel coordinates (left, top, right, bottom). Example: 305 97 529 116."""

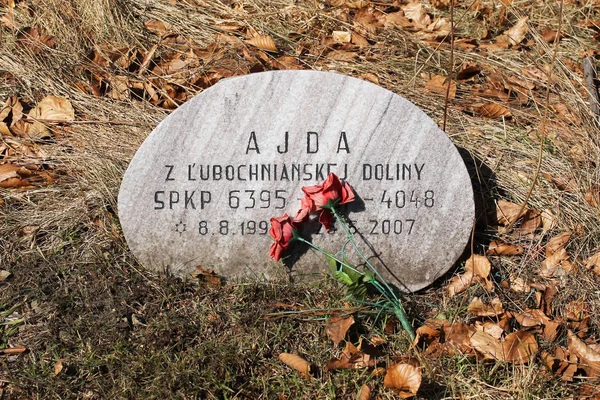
2 0 600 398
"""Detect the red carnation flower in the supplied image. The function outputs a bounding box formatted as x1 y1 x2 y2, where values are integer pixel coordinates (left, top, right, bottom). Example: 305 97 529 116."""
302 173 355 210
269 214 297 261
293 195 314 224
301 173 355 231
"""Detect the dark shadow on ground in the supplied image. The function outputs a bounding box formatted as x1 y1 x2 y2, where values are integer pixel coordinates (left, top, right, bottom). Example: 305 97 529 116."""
419 146 499 296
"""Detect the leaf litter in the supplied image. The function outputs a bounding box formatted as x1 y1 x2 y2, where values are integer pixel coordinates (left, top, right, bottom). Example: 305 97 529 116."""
0 95 72 188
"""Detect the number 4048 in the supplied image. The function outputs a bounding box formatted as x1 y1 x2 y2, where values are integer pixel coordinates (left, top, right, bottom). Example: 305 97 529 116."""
380 190 434 208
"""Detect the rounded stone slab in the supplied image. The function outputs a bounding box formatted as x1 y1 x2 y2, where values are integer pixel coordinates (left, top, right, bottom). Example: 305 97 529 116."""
118 70 474 292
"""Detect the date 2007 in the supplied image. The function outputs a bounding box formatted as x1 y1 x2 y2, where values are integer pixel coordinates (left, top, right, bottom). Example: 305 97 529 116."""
336 218 415 235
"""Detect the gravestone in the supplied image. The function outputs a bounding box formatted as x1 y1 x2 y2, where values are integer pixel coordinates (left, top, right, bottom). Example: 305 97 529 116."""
118 70 474 292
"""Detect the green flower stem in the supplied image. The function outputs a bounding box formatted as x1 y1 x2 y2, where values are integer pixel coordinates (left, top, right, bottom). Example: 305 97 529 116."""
330 208 398 301
295 237 364 278
329 208 415 340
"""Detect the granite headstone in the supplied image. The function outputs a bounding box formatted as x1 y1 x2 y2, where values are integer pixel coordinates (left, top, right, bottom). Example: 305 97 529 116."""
118 70 474 292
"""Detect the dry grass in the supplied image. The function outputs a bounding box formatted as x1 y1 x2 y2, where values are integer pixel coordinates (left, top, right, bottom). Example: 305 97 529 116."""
2 0 600 398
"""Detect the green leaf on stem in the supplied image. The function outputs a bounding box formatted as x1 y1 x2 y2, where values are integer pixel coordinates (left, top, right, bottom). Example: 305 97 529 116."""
327 255 362 283
326 255 369 298
334 271 354 286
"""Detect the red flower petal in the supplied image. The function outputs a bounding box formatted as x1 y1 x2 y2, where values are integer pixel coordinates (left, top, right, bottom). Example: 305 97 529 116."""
269 214 296 261
319 210 334 232
270 242 283 261
341 181 355 204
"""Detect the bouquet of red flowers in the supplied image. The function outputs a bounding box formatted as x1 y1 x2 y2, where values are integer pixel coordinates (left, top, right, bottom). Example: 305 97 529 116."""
268 173 414 339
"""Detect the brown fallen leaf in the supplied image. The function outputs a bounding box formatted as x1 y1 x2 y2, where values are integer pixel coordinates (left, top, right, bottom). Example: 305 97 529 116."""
0 177 25 188
467 297 504 317
269 56 300 70
568 330 600 373
0 96 23 127
0 122 9 135
360 72 379 85
418 17 451 41
471 330 537 364
20 95 75 139
564 300 590 322
487 240 524 256
17 27 55 53
326 315 355 346
332 31 351 44
246 35 278 52
542 173 578 192
470 330 503 360
515 309 560 341
383 361 422 398
0 163 20 183
541 209 557 233
424 75 456 99
353 5 385 35
0 8 17 30
0 269 11 281
475 321 505 340
456 62 481 80
541 28 561 43
431 0 450 7
502 331 538 364
443 323 475 354
212 22 244 33
154 56 192 76
540 247 570 278
468 254 492 287
551 103 581 125
357 383 372 400
585 251 600 276
369 336 386 346
586 190 600 208
11 118 49 139
519 209 541 236
383 11 411 29
577 383 600 397
279 353 311 377
402 2 431 29
106 76 130 102
344 1 369 9
496 199 529 227
22 225 39 236
327 50 358 62
0 346 27 355
144 19 172 36
508 274 530 292
476 103 512 118
497 17 529 45
537 283 557 316
351 32 370 46
445 269 474 297
192 265 222 286
446 254 492 297
54 359 65 376
414 318 444 347
546 232 571 256
324 341 373 372
544 347 578 381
